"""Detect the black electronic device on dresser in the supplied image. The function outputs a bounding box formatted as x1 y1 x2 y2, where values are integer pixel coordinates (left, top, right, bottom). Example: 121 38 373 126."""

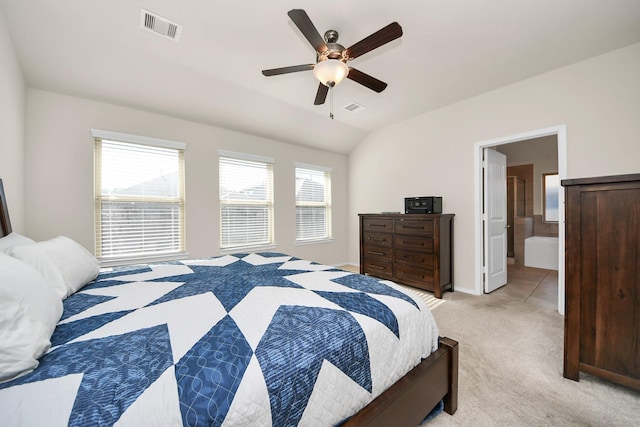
405 196 443 214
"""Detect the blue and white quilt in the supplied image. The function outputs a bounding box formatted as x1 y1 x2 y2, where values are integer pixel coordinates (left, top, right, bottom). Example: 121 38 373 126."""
0 253 438 426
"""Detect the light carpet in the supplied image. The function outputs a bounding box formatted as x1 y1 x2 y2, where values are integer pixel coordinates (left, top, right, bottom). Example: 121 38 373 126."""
423 290 640 426
399 284 447 311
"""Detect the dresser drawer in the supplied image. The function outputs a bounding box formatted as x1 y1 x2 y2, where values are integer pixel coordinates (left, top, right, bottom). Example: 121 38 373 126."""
363 231 393 248
394 235 434 253
362 245 393 260
395 264 434 289
394 219 434 236
362 258 393 279
395 249 434 269
362 218 393 233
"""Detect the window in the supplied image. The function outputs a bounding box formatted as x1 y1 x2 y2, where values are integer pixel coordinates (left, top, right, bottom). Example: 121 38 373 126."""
93 130 185 264
219 150 274 250
295 163 332 242
543 173 560 222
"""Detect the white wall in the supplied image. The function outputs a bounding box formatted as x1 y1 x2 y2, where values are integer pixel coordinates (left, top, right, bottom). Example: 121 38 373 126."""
348 43 640 294
25 90 349 266
0 7 26 231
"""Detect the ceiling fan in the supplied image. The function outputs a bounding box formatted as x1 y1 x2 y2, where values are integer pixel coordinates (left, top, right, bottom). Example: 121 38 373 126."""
262 9 403 106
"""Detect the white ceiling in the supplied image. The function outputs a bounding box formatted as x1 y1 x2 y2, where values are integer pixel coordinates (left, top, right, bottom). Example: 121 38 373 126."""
2 0 640 154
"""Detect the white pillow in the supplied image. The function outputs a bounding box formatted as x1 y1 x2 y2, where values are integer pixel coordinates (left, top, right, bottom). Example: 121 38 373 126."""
6 236 100 299
0 253 63 382
0 232 35 252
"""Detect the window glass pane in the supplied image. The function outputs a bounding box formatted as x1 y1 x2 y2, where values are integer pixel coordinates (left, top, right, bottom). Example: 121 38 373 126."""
296 206 327 240
220 157 270 201
221 205 270 247
101 141 180 198
100 201 181 256
544 173 560 222
296 169 326 203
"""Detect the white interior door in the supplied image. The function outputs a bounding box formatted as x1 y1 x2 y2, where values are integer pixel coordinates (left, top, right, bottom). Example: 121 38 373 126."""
483 149 507 293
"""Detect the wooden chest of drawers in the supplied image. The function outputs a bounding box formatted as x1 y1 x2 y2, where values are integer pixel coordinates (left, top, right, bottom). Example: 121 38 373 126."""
563 174 640 391
359 213 454 298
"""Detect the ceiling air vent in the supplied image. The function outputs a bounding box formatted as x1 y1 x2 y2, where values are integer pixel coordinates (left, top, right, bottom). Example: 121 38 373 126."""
140 9 182 41
343 102 366 113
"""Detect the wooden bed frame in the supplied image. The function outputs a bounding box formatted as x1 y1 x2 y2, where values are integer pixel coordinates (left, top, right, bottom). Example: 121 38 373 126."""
344 337 458 426
0 177 458 425
0 179 11 237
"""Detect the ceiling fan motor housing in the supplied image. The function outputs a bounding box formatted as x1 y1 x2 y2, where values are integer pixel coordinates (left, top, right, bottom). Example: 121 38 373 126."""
317 30 347 63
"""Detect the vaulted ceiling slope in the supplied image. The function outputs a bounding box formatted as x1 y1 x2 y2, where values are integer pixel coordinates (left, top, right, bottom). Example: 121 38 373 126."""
2 1 639 154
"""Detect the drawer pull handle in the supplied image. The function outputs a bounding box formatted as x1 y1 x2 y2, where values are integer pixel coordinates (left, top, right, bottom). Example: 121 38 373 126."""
401 240 424 246
402 225 425 230
368 250 385 256
368 223 387 228
368 264 385 270
368 237 386 242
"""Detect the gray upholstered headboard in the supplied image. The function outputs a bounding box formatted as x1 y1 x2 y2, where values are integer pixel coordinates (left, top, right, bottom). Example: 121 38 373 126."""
0 179 12 237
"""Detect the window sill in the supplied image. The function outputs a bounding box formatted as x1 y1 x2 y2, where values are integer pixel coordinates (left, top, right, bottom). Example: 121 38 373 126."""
99 252 189 268
295 238 334 246
218 244 278 255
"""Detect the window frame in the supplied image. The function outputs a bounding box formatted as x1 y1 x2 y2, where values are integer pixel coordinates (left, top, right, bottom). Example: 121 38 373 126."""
92 129 186 266
294 162 333 245
218 150 275 253
542 172 560 223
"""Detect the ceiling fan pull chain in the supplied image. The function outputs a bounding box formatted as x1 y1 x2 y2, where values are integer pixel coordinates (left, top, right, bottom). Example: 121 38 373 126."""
329 87 334 120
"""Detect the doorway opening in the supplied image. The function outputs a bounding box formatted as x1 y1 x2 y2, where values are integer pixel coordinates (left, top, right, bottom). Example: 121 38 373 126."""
474 125 567 315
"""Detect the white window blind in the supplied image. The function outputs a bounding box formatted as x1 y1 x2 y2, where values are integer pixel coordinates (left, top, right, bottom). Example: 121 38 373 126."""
94 136 185 262
219 153 274 250
295 164 331 241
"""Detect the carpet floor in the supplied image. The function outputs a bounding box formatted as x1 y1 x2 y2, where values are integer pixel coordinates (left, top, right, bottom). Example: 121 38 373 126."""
398 284 446 311
418 288 640 426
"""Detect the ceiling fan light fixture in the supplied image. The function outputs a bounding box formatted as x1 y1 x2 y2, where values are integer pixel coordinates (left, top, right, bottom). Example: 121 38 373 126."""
313 59 349 87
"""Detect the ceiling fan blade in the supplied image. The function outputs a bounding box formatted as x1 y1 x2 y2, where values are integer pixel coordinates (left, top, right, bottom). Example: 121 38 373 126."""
287 9 328 53
345 22 403 60
347 68 388 93
262 64 314 76
314 83 329 105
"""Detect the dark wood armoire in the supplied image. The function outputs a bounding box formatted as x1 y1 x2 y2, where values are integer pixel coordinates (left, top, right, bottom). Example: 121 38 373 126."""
562 173 640 390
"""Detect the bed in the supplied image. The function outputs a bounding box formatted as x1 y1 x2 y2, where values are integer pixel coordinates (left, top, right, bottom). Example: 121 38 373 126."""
0 178 457 426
